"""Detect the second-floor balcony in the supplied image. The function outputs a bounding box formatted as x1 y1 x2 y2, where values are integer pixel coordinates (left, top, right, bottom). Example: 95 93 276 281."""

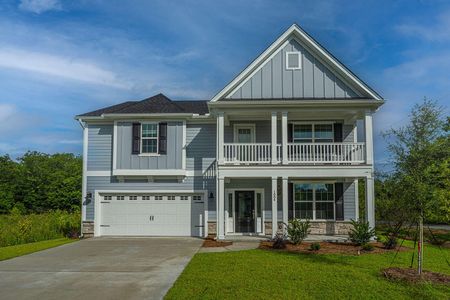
223 142 365 164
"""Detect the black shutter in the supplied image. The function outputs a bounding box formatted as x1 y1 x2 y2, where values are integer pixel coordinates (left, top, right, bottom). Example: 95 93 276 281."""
159 122 167 155
132 123 141 154
335 182 344 221
288 123 293 143
288 182 294 220
334 123 343 142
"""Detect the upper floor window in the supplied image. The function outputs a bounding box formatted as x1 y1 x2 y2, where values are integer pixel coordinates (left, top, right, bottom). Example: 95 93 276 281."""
293 123 333 143
141 123 158 154
286 52 302 70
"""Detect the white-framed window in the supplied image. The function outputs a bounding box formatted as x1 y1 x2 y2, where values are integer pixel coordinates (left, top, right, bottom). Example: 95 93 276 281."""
180 196 189 201
193 195 202 201
129 195 137 200
167 195 175 201
293 123 334 143
155 195 163 201
293 183 335 220
233 124 255 143
116 195 125 201
286 51 302 70
104 195 112 201
142 195 151 200
141 123 158 154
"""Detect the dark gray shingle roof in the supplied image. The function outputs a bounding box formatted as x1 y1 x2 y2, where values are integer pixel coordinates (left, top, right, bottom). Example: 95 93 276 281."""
77 93 209 117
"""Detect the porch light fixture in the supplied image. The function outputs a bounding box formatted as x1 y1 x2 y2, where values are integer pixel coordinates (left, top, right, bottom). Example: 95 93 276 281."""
209 192 214 199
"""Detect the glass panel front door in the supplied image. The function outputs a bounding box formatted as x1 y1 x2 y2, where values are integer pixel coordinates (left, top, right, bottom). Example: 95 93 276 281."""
235 191 255 233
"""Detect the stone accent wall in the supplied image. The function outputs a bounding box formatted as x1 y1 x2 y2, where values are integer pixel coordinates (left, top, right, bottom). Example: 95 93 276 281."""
208 221 216 236
82 221 94 238
264 221 353 236
264 221 284 236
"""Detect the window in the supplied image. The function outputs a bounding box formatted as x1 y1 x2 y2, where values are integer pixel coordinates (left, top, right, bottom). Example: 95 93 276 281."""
293 123 334 143
129 195 137 200
234 124 255 143
155 195 163 200
116 195 125 200
286 52 301 70
141 123 158 154
104 195 112 200
180 196 189 201
167 195 175 201
193 195 202 201
294 183 335 220
142 195 151 200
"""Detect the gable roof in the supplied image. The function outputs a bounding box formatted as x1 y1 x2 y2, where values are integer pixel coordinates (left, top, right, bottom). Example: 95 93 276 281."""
210 23 382 102
76 93 209 118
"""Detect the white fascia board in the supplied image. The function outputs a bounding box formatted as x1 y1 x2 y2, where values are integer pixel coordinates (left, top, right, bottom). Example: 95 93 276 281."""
210 24 382 102
112 169 187 176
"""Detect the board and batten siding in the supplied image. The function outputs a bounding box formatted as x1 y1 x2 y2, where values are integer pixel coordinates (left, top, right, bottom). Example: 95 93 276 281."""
85 176 216 221
87 124 113 171
228 39 360 100
186 123 216 172
116 121 183 170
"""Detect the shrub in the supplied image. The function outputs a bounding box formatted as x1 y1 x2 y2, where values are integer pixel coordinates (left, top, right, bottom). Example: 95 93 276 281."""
361 243 374 251
309 243 321 251
383 234 398 249
272 224 287 249
349 219 375 246
286 219 311 245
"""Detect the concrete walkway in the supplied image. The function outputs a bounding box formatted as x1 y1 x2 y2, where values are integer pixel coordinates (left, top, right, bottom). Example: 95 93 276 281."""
0 237 202 300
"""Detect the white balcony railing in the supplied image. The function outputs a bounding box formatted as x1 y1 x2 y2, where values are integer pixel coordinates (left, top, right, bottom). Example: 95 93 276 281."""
287 142 366 163
224 143 272 163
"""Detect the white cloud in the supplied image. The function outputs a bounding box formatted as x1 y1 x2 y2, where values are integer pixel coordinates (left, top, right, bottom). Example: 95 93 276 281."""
19 0 61 14
0 47 131 89
396 10 450 42
0 103 16 121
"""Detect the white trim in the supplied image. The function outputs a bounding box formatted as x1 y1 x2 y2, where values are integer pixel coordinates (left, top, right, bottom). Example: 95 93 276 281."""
217 178 225 239
94 189 208 238
354 179 359 221
285 51 302 70
112 169 186 176
364 112 373 165
292 182 336 221
81 123 88 223
210 24 382 102
217 113 224 164
113 121 118 170
282 177 288 224
182 120 186 170
141 122 159 154
233 123 256 143
282 112 288 164
271 112 277 165
86 170 111 177
271 177 278 237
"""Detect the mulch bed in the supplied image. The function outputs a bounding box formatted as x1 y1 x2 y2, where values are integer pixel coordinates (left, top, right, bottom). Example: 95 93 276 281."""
259 241 410 255
383 267 450 284
202 238 233 248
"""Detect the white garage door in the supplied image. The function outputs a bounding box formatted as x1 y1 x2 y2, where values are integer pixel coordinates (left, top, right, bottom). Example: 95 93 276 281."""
98 193 205 237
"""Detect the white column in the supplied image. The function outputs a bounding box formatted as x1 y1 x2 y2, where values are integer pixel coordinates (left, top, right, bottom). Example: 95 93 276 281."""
282 112 288 164
354 179 359 221
365 176 375 230
217 177 225 239
282 177 288 225
271 177 278 238
81 122 88 223
364 112 374 165
271 112 277 164
217 113 224 164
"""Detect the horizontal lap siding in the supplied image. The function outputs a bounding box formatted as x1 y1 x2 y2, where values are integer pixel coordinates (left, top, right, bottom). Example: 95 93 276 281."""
87 124 113 171
343 124 355 143
343 181 356 220
186 124 216 172
224 121 271 143
86 176 216 221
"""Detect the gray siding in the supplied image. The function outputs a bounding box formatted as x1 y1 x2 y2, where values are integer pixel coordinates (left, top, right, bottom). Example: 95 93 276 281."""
87 124 113 171
116 121 183 170
228 39 360 100
224 121 271 143
86 176 216 221
343 181 356 220
343 124 355 143
186 124 216 172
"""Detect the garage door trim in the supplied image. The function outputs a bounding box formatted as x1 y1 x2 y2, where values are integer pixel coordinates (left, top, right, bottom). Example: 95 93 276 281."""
94 189 208 237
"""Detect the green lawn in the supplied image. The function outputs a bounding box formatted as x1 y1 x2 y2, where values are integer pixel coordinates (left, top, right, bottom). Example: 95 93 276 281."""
166 242 450 299
0 238 76 261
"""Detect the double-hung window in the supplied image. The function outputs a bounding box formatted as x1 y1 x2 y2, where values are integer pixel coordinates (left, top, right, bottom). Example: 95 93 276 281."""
141 123 158 154
294 183 335 220
293 123 333 143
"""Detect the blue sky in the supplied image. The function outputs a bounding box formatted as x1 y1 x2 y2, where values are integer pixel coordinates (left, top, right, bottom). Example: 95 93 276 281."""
0 0 449 170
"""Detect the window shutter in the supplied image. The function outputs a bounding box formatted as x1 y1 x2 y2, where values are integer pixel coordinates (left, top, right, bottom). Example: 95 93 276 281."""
288 182 293 220
288 123 293 143
159 122 167 155
335 182 344 221
334 123 343 142
132 123 141 154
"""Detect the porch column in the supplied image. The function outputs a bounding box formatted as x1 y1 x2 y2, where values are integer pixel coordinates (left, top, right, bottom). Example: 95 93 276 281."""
271 112 277 165
364 111 374 165
281 112 288 164
217 177 225 239
271 176 278 238
282 177 288 225
354 179 359 221
217 112 224 164
365 175 375 230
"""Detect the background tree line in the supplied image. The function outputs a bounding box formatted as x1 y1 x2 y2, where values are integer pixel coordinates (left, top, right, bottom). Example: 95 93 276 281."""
0 152 82 214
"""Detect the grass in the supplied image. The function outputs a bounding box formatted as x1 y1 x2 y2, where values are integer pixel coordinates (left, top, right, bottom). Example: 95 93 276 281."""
0 238 76 261
166 241 450 299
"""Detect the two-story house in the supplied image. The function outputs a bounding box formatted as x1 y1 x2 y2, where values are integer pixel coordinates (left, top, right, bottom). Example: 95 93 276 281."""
76 24 383 239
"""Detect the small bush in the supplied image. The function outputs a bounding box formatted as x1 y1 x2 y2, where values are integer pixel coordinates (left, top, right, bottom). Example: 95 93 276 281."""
349 219 375 246
361 243 374 251
383 235 398 249
286 219 311 245
309 243 321 251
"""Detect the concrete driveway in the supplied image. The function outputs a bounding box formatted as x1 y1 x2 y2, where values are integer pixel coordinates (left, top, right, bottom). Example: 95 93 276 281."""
0 237 202 300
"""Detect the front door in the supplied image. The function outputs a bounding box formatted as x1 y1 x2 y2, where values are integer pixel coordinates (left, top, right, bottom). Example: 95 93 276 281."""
235 191 255 233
